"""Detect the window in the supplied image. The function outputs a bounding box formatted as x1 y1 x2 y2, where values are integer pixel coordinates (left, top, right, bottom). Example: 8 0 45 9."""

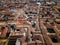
56 22 60 24
17 29 20 31
8 40 16 45
50 37 58 43
32 23 36 28
37 38 39 40
47 28 55 33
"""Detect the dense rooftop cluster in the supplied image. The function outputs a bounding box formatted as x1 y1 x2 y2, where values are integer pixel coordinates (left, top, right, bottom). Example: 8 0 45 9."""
0 0 60 45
